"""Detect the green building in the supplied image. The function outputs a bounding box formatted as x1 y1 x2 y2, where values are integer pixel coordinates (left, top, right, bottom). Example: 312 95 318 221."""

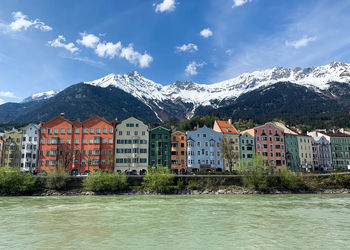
149 126 171 168
284 134 300 171
2 128 23 168
240 129 255 163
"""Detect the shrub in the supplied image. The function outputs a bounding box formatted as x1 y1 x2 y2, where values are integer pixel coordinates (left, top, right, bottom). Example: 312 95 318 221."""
142 166 174 193
45 167 68 190
0 167 37 195
278 169 303 191
83 171 128 192
186 180 202 190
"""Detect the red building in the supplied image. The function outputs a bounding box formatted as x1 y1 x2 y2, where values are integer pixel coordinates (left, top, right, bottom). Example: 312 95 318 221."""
38 114 116 174
254 122 286 171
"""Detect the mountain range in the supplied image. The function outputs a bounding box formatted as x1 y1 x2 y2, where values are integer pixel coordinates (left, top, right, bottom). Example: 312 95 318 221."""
1 62 350 126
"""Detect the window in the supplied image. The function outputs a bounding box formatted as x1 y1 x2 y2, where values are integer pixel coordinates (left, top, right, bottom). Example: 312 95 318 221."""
74 139 79 144
108 138 113 144
103 128 107 134
67 128 71 134
134 131 138 136
119 131 123 136
127 131 130 135
60 128 65 134
83 128 88 134
83 139 87 144
142 131 146 136
109 128 113 133
75 128 79 134
54 128 58 134
90 128 94 133
41 128 45 134
96 128 100 134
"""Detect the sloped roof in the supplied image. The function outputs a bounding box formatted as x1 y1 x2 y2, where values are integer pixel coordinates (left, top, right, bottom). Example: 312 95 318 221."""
215 120 239 134
241 128 255 137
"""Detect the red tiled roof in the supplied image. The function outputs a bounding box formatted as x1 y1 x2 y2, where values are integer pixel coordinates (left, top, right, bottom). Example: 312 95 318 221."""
215 120 239 134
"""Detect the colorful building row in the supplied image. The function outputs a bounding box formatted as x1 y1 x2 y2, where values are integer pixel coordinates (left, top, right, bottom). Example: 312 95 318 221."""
1 114 350 174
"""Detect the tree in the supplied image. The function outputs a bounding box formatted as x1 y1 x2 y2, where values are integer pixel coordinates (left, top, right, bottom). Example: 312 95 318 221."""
56 143 80 171
220 138 240 172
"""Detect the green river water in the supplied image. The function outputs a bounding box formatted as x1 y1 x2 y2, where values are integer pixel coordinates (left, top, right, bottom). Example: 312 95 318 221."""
0 194 349 249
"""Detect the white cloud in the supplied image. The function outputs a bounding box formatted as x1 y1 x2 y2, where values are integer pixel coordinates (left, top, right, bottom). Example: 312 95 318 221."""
95 41 122 58
200 28 213 38
232 0 253 8
62 55 105 68
154 0 176 13
185 61 206 76
176 43 198 53
120 44 153 68
225 49 233 55
1 11 52 32
48 35 79 53
285 36 317 49
77 32 100 48
0 91 17 98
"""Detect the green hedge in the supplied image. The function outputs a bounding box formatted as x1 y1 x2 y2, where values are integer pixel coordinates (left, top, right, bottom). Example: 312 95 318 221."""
83 171 128 192
0 167 37 195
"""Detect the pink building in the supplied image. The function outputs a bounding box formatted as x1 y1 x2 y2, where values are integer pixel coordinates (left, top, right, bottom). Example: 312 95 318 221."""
254 122 286 171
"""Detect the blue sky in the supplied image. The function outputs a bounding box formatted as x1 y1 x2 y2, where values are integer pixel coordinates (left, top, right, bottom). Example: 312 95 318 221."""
0 0 350 104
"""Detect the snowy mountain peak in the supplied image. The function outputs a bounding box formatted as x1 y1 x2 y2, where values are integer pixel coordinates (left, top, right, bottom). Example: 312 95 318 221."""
22 90 60 103
83 62 350 117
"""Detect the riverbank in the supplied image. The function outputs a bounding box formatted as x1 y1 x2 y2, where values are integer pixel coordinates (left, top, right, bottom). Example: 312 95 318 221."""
1 167 350 196
5 187 348 196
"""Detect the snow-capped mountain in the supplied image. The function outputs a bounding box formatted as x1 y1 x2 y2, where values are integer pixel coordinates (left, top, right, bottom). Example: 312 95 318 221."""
8 61 350 125
84 62 350 119
22 90 60 103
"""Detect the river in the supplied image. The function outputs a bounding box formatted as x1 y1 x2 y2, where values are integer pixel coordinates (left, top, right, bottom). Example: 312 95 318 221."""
0 194 349 249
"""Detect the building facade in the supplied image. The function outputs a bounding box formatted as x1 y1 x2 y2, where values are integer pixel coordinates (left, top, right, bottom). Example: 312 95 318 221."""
271 122 300 172
2 128 22 168
20 124 40 172
284 134 300 172
297 135 314 171
170 131 187 174
213 120 240 171
310 131 350 170
254 123 286 171
149 127 171 168
186 126 224 172
311 136 332 171
38 115 116 174
79 116 116 174
240 129 255 163
115 117 148 174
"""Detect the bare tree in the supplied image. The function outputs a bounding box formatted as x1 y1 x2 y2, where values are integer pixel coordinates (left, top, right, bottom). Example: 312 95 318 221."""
220 138 239 172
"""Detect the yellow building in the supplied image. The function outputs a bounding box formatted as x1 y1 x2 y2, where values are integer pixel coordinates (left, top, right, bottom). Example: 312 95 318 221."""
2 128 22 168
297 135 313 171
213 120 240 171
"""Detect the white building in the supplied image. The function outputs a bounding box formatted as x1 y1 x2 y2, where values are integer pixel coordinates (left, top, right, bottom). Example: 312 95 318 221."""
20 124 40 172
311 136 332 171
114 117 149 174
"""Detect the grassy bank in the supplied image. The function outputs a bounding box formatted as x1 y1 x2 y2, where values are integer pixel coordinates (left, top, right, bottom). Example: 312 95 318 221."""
1 166 350 195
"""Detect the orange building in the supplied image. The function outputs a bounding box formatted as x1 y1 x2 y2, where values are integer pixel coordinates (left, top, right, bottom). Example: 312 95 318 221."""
38 114 116 174
170 131 187 174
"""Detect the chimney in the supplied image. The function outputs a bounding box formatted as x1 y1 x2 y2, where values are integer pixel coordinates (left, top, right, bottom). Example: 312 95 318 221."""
228 118 232 125
60 112 65 117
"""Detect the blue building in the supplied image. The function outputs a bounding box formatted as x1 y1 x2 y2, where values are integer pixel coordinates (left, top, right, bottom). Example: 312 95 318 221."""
186 126 224 172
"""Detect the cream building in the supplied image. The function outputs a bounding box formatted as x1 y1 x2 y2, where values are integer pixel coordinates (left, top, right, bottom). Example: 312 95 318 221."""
297 135 314 171
114 117 149 174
